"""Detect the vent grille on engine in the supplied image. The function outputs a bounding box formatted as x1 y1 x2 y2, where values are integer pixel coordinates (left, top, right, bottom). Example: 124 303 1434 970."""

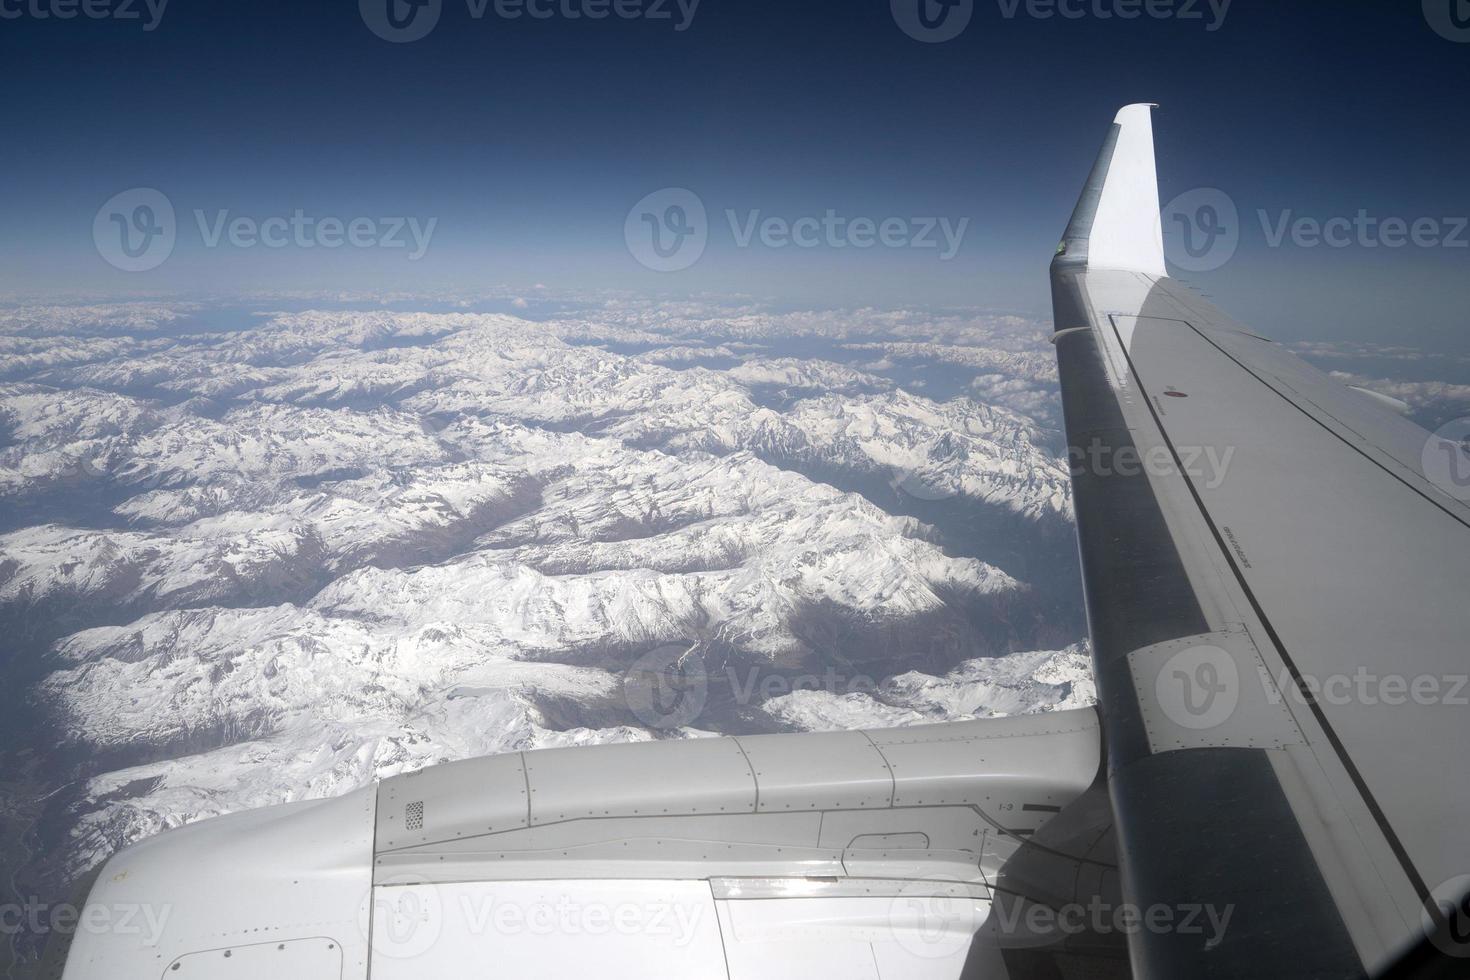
405 800 424 831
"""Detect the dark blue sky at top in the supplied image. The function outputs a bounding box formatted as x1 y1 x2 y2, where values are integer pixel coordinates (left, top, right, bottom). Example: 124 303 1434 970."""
1 0 1466 351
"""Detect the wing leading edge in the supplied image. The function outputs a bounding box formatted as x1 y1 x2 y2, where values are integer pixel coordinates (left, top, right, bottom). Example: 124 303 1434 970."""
1052 104 1470 978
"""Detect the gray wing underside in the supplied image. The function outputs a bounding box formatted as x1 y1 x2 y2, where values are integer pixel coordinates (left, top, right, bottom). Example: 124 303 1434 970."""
1052 105 1470 978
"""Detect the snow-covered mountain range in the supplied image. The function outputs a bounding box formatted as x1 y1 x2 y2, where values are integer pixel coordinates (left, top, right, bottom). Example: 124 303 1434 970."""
0 298 1089 925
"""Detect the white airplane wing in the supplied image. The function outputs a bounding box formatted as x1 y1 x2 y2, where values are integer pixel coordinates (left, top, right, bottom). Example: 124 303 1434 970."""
51 106 1470 980
1050 104 1470 978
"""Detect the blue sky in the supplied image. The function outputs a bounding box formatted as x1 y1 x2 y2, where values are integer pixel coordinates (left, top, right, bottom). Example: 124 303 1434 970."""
1 1 1467 350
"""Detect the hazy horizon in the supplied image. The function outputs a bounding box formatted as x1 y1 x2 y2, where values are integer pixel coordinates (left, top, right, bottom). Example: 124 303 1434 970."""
2 1 1467 351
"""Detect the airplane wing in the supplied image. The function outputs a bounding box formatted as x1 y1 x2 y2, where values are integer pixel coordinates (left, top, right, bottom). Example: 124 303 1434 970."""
1050 105 1470 977
51 106 1470 980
